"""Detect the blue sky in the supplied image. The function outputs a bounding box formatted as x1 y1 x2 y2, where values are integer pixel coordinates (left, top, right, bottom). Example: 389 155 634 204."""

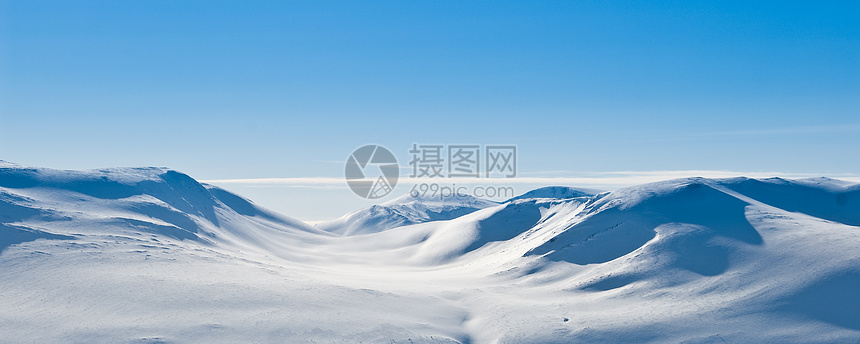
1 1 858 219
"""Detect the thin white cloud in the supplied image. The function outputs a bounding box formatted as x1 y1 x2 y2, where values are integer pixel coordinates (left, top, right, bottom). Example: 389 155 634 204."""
202 170 860 190
688 124 860 139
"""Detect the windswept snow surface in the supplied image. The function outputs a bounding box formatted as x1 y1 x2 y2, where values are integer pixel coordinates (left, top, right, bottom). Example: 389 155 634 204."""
1 161 859 343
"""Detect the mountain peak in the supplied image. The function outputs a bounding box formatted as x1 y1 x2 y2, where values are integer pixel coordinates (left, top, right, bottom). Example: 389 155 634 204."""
317 192 498 235
381 192 497 208
506 186 596 202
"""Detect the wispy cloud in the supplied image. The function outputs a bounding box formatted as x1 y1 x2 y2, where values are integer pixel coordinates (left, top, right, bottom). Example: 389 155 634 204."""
202 170 860 190
686 124 860 139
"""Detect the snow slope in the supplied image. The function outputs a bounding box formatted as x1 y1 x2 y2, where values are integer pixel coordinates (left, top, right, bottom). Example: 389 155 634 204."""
2 162 859 343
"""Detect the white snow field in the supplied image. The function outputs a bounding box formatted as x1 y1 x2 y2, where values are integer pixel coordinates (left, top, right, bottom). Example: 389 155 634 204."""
1 161 859 343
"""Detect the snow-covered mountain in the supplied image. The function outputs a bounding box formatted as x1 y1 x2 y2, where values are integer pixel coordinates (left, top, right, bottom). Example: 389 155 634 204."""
2 162 859 343
505 185 596 201
0 161 331 256
316 186 595 236
316 193 497 235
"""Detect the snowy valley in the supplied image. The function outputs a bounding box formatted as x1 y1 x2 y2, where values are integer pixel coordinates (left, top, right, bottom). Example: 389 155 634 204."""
1 161 859 343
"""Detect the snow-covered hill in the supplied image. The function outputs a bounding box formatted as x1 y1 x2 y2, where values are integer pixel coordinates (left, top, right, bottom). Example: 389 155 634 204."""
2 162 859 343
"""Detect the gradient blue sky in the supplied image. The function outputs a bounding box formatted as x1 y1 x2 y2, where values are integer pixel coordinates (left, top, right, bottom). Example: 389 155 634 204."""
1 1 858 219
